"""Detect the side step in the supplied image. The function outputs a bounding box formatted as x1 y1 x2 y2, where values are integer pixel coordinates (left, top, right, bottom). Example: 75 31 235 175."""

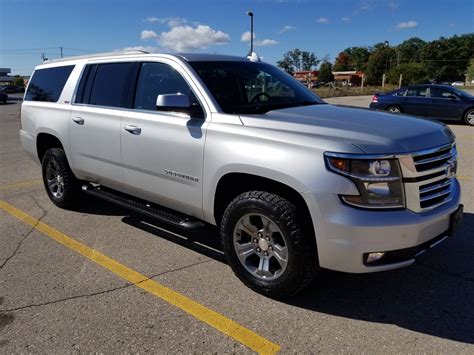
82 184 208 230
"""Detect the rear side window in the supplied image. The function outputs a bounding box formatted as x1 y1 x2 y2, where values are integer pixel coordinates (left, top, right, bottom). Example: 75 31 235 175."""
406 87 427 97
25 65 74 102
88 63 133 108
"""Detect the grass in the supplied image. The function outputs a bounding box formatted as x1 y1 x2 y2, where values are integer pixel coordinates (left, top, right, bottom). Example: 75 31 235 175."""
313 85 399 98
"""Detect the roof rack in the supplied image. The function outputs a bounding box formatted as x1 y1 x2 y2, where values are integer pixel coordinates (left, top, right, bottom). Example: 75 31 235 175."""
44 50 150 63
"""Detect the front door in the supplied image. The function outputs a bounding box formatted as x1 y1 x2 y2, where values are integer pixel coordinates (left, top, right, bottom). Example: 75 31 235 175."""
120 61 209 219
428 87 465 119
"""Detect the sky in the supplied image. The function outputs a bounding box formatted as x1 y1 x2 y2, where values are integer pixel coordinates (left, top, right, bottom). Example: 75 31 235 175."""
1 0 473 75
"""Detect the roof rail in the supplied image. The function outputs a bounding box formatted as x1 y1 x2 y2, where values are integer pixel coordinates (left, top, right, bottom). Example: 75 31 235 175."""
44 50 150 63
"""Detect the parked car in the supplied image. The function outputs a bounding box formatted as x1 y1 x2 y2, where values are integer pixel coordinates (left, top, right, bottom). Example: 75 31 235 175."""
0 92 7 104
370 84 474 126
0 85 25 94
451 81 465 87
21 52 462 297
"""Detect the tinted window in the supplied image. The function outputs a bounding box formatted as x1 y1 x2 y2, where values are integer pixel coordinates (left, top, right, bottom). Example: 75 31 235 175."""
134 62 192 111
190 61 322 114
25 65 74 102
430 88 457 99
405 87 427 97
89 63 132 108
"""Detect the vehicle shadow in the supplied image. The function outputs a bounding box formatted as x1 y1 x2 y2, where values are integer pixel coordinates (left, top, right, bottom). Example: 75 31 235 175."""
74 196 474 344
0 297 14 346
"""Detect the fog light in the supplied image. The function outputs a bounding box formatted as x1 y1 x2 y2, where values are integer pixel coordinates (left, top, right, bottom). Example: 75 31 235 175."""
366 252 385 264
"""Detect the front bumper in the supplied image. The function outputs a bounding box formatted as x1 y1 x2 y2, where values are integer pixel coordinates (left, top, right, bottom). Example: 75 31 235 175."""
302 178 461 273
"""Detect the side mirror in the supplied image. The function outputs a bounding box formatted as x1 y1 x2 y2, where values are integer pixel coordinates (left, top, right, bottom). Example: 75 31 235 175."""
447 94 458 100
156 94 190 111
156 94 204 119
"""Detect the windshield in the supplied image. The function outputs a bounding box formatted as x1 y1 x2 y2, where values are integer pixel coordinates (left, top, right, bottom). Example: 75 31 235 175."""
189 61 324 114
450 86 473 98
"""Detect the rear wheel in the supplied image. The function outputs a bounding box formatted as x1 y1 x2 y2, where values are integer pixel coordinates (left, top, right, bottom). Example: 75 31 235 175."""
386 105 401 114
464 108 474 126
41 148 81 209
220 191 318 298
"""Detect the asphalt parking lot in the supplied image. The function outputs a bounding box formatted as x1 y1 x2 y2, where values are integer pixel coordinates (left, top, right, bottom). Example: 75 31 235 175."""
1 98 473 353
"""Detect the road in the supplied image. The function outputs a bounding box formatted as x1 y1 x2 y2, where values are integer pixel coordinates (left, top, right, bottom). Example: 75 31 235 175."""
1 98 473 353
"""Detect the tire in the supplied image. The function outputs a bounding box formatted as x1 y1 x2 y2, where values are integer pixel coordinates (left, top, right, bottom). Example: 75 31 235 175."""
220 191 318 298
41 148 81 209
463 108 474 126
386 105 402 114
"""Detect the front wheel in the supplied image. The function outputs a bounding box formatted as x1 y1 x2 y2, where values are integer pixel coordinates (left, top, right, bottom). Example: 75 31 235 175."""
464 108 474 126
41 148 81 209
220 191 318 298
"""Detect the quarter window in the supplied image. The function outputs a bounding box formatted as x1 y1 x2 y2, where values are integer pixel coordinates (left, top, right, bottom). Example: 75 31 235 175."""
88 62 133 108
134 62 193 111
25 65 74 102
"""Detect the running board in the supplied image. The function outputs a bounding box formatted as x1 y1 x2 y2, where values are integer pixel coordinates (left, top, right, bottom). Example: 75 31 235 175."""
82 184 208 230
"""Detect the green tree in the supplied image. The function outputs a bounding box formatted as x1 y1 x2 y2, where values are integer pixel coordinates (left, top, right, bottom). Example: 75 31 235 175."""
386 62 428 85
420 34 474 82
13 75 24 87
395 37 426 64
466 58 474 82
365 43 396 85
318 60 334 82
340 46 370 71
277 49 320 75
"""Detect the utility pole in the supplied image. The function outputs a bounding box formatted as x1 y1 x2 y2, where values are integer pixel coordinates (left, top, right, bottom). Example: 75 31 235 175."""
397 51 400 66
382 73 386 89
398 74 403 88
41 53 47 62
60 46 63 58
247 11 254 55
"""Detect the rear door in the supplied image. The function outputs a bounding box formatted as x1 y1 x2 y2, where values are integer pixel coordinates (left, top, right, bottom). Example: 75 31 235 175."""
401 86 430 116
120 60 209 219
428 87 465 119
69 62 133 188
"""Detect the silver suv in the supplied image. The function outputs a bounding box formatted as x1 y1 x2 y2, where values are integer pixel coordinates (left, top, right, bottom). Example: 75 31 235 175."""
20 51 463 297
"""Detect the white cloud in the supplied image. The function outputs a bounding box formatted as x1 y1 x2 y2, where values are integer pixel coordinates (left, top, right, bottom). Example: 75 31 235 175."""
341 16 350 22
141 30 158 40
278 25 296 34
241 31 256 42
255 39 278 47
159 25 230 51
396 20 418 29
145 17 189 27
389 1 399 10
116 46 160 53
316 17 329 24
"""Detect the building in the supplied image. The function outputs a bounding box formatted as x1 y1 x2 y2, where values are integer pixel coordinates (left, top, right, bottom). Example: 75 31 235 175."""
332 71 364 86
0 68 14 85
293 70 319 83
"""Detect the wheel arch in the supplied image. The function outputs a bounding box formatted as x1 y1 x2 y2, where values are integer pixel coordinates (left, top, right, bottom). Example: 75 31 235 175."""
212 172 315 241
36 132 65 163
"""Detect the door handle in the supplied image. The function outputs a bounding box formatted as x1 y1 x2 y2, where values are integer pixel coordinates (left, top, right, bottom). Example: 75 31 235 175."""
72 117 85 125
124 125 142 135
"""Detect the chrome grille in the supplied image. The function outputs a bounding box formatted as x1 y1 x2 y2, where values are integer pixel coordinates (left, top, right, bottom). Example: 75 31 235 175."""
398 143 457 212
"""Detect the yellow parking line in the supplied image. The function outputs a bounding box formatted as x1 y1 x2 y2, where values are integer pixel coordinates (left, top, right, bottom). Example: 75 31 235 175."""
457 175 471 181
0 178 42 191
0 199 280 354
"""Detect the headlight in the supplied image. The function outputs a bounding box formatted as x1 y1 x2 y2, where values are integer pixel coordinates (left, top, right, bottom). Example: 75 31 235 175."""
325 152 405 209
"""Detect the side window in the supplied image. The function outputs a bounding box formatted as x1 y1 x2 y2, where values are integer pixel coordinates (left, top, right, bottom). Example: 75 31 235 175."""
25 65 74 102
134 62 192 111
88 62 133 108
430 88 457 99
406 87 427 97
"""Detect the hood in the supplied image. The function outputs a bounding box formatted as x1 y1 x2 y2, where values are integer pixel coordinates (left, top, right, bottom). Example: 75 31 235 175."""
239 104 454 154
